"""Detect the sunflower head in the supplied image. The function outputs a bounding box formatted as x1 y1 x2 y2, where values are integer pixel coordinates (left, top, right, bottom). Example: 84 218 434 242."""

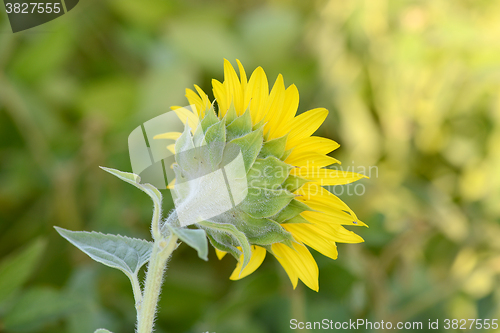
158 59 367 291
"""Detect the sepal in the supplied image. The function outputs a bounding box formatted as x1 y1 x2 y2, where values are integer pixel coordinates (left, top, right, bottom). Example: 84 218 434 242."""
240 187 294 218
273 199 312 223
247 156 292 188
259 134 288 159
226 108 252 141
166 225 208 261
282 175 310 192
228 126 264 172
198 221 252 269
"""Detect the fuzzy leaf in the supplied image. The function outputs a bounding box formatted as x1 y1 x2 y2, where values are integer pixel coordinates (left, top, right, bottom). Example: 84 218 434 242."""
198 221 251 269
281 149 293 161
233 211 294 246
55 227 152 278
240 187 295 218
274 199 312 223
201 106 219 132
94 330 113 333
229 126 263 172
206 233 242 260
224 103 238 125
193 124 205 147
259 135 288 159
204 119 226 144
226 109 252 141
174 125 199 174
282 175 310 193
247 156 292 189
280 214 311 224
202 120 226 170
167 226 208 261
99 167 162 207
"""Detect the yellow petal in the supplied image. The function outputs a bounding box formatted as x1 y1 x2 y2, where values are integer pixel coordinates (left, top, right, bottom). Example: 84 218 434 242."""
262 74 286 137
167 144 175 154
300 201 367 227
224 59 244 115
295 183 360 221
287 137 340 161
301 219 364 244
236 59 247 94
166 178 175 190
173 107 199 133
291 167 368 185
153 132 182 140
193 84 210 118
272 242 319 292
229 246 266 280
245 67 269 125
283 224 338 260
185 88 204 118
285 152 340 168
215 248 227 260
212 79 228 118
301 209 364 227
286 108 329 149
268 84 299 140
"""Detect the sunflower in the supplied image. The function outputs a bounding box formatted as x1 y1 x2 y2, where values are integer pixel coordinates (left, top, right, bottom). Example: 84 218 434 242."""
160 59 367 292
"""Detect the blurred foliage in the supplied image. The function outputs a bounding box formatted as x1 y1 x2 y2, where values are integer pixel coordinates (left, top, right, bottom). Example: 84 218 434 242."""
1 0 500 332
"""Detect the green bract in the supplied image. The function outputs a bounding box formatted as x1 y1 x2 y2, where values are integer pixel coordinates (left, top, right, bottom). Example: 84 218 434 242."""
169 105 311 266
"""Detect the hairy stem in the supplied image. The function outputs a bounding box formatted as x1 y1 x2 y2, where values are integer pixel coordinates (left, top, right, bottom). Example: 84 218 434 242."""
136 234 178 333
151 200 162 241
130 274 143 310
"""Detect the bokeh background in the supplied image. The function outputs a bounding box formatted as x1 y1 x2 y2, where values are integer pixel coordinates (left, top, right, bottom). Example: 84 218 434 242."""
1 0 500 332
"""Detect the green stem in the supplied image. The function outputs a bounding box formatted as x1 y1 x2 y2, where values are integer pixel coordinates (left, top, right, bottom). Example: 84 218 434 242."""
151 200 162 241
137 234 178 333
130 273 143 310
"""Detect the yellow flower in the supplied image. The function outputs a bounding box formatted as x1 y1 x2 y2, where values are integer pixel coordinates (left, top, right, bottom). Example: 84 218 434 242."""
173 59 367 291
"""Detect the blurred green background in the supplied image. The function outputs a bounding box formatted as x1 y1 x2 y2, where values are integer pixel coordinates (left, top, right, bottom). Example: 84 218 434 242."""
1 0 500 332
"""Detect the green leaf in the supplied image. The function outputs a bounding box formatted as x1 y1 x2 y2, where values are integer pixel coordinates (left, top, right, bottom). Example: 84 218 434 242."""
54 227 152 281
0 238 46 305
174 124 199 175
281 148 293 161
99 167 162 208
201 105 219 132
226 108 252 141
224 103 238 125
280 214 311 224
3 287 78 331
232 211 294 246
274 199 312 223
202 119 226 169
247 156 292 188
204 119 226 144
240 187 295 218
259 134 288 159
198 220 251 269
167 225 208 261
205 233 242 260
228 126 263 172
281 175 310 192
